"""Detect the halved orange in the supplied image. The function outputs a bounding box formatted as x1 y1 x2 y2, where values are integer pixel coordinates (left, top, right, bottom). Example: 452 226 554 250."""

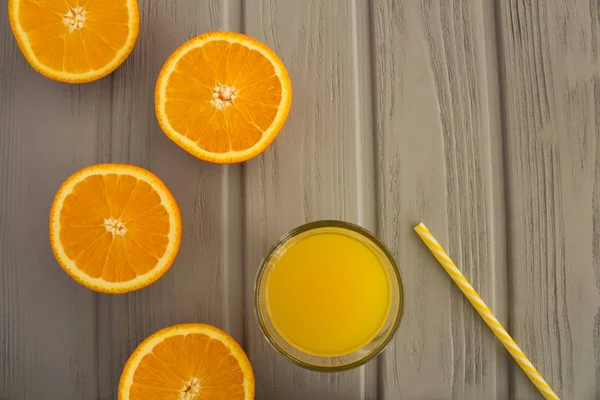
119 323 255 400
49 164 182 294
9 0 139 83
155 31 292 164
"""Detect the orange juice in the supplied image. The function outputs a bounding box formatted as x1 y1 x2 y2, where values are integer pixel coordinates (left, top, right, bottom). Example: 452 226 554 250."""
265 227 393 357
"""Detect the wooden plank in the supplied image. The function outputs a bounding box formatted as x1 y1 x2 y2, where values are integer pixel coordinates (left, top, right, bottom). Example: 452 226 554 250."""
498 0 600 398
371 0 508 398
98 1 244 397
0 7 111 399
242 0 377 398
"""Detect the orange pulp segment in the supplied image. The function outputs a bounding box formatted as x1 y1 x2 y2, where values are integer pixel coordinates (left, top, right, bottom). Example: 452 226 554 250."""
9 0 139 83
49 164 181 293
119 324 255 400
155 31 292 164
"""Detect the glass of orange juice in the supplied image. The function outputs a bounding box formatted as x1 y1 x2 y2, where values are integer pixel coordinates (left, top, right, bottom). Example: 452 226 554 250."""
254 220 403 371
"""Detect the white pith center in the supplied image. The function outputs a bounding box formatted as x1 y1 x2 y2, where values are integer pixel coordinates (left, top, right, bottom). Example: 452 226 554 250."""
63 6 87 33
179 377 200 400
211 84 237 110
104 218 127 236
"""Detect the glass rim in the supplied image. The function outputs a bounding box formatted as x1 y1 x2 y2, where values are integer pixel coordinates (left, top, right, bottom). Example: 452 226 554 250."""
253 219 404 372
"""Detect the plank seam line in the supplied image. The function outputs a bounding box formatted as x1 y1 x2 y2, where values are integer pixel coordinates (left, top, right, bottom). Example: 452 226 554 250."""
366 0 385 397
351 1 368 397
351 0 364 229
492 0 514 398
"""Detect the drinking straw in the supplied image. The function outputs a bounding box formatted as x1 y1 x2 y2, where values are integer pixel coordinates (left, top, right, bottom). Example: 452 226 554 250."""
414 223 559 400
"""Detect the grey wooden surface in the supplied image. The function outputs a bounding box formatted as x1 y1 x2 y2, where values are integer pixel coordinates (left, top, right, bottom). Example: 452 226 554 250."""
0 0 598 399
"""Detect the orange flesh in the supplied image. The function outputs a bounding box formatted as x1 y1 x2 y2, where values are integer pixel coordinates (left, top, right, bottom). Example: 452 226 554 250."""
59 174 170 282
164 40 282 153
17 0 131 74
129 333 246 400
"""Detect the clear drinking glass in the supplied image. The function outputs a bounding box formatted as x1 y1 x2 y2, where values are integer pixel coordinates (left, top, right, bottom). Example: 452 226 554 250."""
254 220 404 371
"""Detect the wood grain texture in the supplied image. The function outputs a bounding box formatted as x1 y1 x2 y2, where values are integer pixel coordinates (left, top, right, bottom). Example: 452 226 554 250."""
498 0 600 398
371 0 508 398
3 0 600 398
96 1 244 398
242 1 377 399
0 5 111 399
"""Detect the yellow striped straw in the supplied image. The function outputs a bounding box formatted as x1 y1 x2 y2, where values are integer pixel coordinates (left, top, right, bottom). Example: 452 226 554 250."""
414 223 559 400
